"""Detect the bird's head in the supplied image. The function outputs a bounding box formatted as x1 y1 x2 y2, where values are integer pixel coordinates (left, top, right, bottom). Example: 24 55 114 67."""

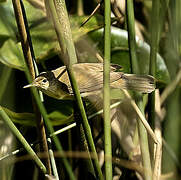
23 71 71 100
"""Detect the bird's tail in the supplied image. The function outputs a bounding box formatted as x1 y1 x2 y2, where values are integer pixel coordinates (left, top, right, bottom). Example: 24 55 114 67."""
112 74 155 93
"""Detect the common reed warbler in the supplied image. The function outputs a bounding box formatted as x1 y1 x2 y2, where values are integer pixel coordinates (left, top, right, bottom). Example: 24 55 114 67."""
23 63 155 99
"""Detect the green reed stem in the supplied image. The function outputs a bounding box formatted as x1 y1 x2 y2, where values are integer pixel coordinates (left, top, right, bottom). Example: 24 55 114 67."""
104 0 112 179
148 0 160 127
0 106 46 174
148 0 160 167
25 70 75 180
47 0 103 179
126 1 152 179
12 0 52 174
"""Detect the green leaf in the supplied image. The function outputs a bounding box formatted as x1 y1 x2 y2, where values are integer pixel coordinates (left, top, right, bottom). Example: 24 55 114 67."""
48 111 74 126
0 1 59 68
70 15 104 40
2 105 74 127
0 39 25 71
0 34 9 48
0 4 25 70
22 0 60 63
2 106 36 126
29 19 59 63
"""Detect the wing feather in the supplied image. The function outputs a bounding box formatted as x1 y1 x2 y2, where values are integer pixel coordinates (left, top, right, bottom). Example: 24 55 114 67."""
52 63 123 94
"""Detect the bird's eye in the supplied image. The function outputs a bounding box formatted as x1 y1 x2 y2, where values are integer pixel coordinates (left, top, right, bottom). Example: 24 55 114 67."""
42 79 47 83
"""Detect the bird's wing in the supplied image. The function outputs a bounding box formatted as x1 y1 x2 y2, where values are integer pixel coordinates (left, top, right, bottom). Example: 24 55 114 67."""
52 64 123 94
72 66 122 93
72 63 122 72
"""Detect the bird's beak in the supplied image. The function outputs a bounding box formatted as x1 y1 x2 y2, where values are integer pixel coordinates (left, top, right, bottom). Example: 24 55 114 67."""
23 83 36 88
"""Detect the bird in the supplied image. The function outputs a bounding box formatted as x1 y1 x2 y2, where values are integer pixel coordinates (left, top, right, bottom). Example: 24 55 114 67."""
23 63 155 100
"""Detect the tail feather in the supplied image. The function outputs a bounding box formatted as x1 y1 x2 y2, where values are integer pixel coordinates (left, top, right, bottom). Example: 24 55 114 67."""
121 74 155 93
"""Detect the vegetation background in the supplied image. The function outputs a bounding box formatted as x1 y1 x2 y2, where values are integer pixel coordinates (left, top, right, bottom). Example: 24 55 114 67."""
0 0 180 179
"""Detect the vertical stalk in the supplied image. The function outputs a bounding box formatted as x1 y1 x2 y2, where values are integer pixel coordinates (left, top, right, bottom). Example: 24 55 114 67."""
67 69 103 180
104 0 112 179
46 0 103 179
148 0 160 129
136 99 153 179
54 0 77 66
79 124 96 177
126 1 152 180
148 0 160 170
150 0 160 77
12 0 51 174
126 0 139 74
77 0 84 16
25 79 76 180
47 138 59 180
12 0 35 77
12 0 75 178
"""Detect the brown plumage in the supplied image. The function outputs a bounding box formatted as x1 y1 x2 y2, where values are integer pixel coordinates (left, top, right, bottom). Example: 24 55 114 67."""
24 63 155 100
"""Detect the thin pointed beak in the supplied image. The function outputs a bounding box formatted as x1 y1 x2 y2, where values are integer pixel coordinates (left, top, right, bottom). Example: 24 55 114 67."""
23 83 36 88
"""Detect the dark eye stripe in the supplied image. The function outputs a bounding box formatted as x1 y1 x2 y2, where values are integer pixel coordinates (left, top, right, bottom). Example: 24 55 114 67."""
36 71 55 81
